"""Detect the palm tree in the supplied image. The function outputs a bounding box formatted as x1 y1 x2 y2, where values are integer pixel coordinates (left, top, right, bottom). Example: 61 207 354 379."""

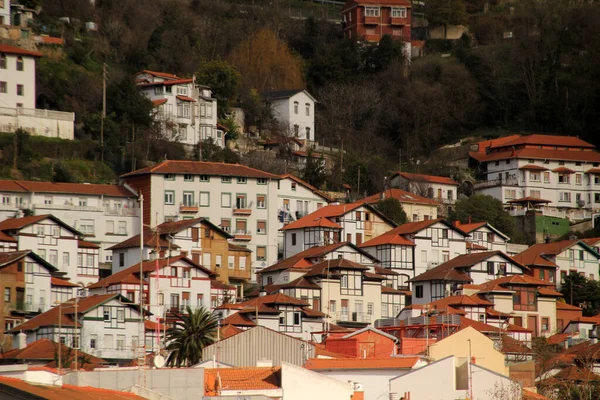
165 306 218 367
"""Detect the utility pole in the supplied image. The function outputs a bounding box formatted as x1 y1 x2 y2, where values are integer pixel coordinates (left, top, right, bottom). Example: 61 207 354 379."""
100 63 107 167
74 297 78 371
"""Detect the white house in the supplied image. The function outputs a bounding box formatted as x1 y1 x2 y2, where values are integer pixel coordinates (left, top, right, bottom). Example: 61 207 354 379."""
0 215 100 287
88 256 215 320
0 0 9 25
263 89 316 142
454 220 510 252
9 294 146 361
0 44 75 139
513 239 600 288
389 355 520 400
358 188 440 222
0 179 140 266
135 70 224 148
390 171 459 206
281 202 396 259
409 250 528 304
121 160 280 280
471 134 600 221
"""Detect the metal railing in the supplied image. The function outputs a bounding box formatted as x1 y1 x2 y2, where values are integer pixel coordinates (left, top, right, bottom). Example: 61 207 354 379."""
336 312 372 323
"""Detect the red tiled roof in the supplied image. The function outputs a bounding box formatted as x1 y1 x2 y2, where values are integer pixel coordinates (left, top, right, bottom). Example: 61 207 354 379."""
358 188 440 206
555 302 582 311
304 258 370 278
582 237 600 247
466 242 488 251
211 280 236 290
258 242 355 274
471 147 600 163
0 250 30 267
359 229 415 247
37 36 64 45
0 215 57 232
428 294 494 310
378 219 463 237
547 332 578 345
538 287 564 297
374 266 399 275
475 135 521 153
0 231 16 242
514 240 589 265
238 293 310 308
281 216 342 231
343 0 411 9
507 196 551 204
552 167 575 174
144 320 164 331
501 336 534 354
305 357 419 370
585 168 600 175
0 44 42 57
473 275 556 293
518 164 549 171
78 239 99 249
454 221 487 233
139 70 181 79
204 367 281 394
107 227 179 251
394 172 458 186
51 277 79 287
460 317 532 333
152 99 168 107
0 180 137 197
279 173 333 202
0 339 106 365
0 377 146 399
176 95 196 102
220 324 243 339
553 365 600 382
278 276 321 290
88 256 215 289
121 160 279 179
281 202 366 231
491 134 595 150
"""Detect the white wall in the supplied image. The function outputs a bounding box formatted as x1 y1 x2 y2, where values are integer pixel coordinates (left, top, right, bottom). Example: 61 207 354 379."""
270 91 315 141
281 362 354 400
315 369 410 400
0 110 75 140
412 222 468 277
0 0 10 26
0 52 36 109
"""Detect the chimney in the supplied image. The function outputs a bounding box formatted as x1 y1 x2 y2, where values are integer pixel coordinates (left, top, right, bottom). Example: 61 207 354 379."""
452 220 460 227
468 216 472 224
17 332 27 350
545 236 551 244
180 250 188 257
259 287 267 297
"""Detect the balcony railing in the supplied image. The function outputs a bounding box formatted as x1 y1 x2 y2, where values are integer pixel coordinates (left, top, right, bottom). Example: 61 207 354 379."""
233 208 252 216
364 16 380 25
473 177 519 190
233 230 252 241
336 312 372 323
179 203 199 213
390 16 408 25
0 106 74 121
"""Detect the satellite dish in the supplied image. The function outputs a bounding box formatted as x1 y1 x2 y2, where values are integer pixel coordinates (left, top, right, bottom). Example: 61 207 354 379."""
154 355 165 368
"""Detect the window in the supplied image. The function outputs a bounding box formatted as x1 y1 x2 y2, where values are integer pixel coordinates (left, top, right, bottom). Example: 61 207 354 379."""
117 308 125 323
16 56 23 71
367 302 374 315
116 335 125 351
305 103 310 116
365 6 380 16
294 101 299 114
486 261 494 275
561 271 567 283
293 125 299 137
530 190 541 198
16 84 23 96
498 263 507 275
512 286 537 311
119 253 125 267
118 221 127 235
154 86 163 95
235 194 247 209
558 174 570 184
90 335 97 349
305 127 311 138
530 172 540 182
80 219 94 235
49 250 58 266
291 233 297 246
0 81 6 93
63 252 70 267
171 267 177 277
222 176 231 183
199 192 210 207
257 194 266 208
184 174 194 182
103 308 110 321
164 173 175 181
539 269 545 280
541 317 549 332
183 191 194 206
576 174 582 185
220 219 231 232
559 192 571 202
504 189 516 199
237 177 247 184
257 178 267 185
4 288 10 302
106 221 114 234
257 246 267 261
228 255 235 269
0 54 5 69
543 172 550 183
257 220 267 235
221 193 231 208
415 285 423 298
391 7 407 17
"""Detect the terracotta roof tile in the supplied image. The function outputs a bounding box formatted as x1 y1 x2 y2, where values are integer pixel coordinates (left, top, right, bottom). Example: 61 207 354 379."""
107 227 179 251
305 357 419 370
471 147 600 163
0 377 146 399
204 367 281 394
472 275 556 293
281 203 366 231
176 95 196 102
78 239 100 249
429 294 494 309
518 164 549 171
139 70 181 79
395 172 458 186
281 216 342 231
555 302 582 311
220 324 243 339
0 231 16 242
547 332 578 345
258 242 353 274
507 196 551 204
585 168 600 174
211 280 236 290
359 229 415 247
377 219 464 237
304 258 370 278
51 277 79 287
581 237 600 247
358 188 440 206
152 99 168 107
221 312 257 327
460 316 532 333
0 339 106 365
501 336 534 354
121 160 279 179
552 167 575 174
514 240 597 267
491 134 595 149
0 179 137 197
0 44 42 57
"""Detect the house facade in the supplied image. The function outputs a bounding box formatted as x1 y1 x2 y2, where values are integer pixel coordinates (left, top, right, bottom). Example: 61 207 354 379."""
136 70 223 147
108 217 251 293
9 294 146 361
0 44 74 139
0 179 140 266
453 220 510 252
471 134 600 221
391 172 459 207
0 215 100 287
121 160 280 280
358 188 440 222
342 0 411 50
0 0 9 26
281 202 396 259
263 90 316 142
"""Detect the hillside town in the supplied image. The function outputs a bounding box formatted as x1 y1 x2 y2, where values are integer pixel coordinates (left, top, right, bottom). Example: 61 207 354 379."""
1 0 600 399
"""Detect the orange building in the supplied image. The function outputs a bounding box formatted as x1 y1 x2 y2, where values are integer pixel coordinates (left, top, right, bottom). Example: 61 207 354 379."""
342 0 411 43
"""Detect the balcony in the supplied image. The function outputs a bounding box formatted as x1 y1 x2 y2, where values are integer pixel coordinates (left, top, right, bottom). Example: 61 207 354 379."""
179 203 199 213
364 16 380 25
104 207 137 217
336 312 372 324
233 230 252 241
474 177 519 190
390 17 408 25
233 208 252 216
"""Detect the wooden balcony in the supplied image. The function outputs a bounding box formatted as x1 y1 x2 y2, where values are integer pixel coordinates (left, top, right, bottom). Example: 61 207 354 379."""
233 230 252 241
179 203 199 213
390 17 408 25
364 16 380 25
233 208 252 216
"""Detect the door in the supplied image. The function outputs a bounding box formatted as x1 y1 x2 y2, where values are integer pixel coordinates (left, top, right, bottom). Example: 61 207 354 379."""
191 227 199 243
354 300 363 322
527 315 538 337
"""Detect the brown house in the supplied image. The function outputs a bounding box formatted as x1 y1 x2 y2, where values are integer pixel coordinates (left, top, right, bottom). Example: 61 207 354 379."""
342 0 412 43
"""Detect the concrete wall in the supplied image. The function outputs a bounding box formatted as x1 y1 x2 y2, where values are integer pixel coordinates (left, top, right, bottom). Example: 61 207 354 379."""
313 368 408 400
64 368 204 400
0 109 75 139
281 362 353 400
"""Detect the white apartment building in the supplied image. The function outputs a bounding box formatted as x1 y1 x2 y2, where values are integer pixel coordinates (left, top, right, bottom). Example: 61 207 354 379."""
0 0 9 26
9 294 146 361
0 215 102 287
0 179 140 265
136 70 224 147
391 172 459 206
472 134 600 221
121 160 279 280
0 44 74 139
281 202 396 259
263 90 316 142
277 173 331 255
409 250 528 304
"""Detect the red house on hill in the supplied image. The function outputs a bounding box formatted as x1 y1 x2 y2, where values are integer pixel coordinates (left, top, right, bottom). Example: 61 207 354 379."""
342 0 412 44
